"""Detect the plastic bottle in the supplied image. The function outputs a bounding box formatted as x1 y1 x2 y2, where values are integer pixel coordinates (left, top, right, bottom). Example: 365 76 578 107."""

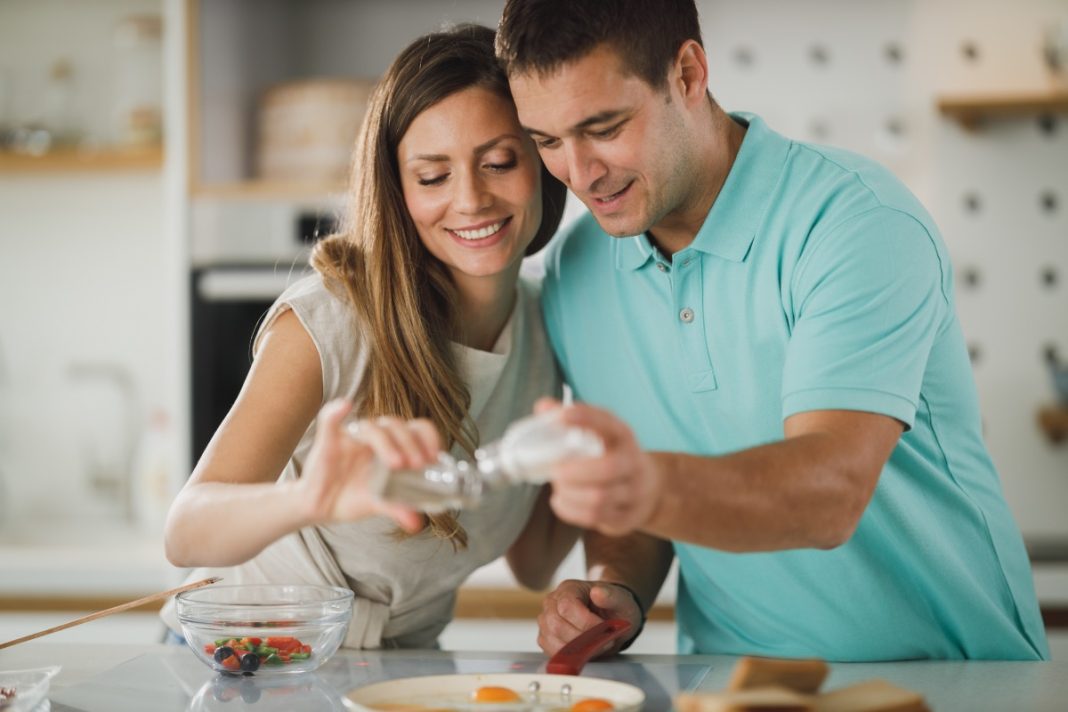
131 408 173 535
367 412 603 513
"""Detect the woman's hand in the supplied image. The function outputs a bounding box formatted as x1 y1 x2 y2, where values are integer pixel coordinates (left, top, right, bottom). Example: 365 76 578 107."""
298 399 438 532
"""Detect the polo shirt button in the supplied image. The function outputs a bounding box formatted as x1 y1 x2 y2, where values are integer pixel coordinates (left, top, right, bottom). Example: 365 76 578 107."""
657 263 668 272
679 307 695 323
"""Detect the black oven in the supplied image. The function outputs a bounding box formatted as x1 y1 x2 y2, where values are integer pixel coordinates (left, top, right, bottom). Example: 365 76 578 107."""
188 207 337 465
190 266 300 465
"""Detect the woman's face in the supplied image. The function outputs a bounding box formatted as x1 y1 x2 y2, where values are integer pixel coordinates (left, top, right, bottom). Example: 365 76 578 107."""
398 86 543 292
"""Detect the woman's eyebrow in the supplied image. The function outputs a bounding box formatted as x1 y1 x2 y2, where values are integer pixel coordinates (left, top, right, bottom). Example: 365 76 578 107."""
473 133 521 153
406 134 520 164
407 153 449 164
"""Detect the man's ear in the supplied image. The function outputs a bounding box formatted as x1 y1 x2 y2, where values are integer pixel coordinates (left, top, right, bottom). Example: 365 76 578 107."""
672 39 709 108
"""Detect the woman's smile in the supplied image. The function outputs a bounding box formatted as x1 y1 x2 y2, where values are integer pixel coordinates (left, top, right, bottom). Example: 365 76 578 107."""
398 85 542 291
447 216 513 243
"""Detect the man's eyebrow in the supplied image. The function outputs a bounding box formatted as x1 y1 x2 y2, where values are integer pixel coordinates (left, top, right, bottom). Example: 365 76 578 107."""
573 110 627 130
524 110 628 138
406 134 518 163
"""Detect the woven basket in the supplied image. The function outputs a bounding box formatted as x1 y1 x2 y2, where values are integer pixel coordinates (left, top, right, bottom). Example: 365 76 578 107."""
256 78 376 183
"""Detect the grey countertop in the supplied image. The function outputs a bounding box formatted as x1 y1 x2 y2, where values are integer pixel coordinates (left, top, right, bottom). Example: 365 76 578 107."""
1 642 1066 712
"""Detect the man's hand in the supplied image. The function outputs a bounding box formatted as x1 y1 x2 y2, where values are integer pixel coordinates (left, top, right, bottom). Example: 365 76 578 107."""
536 399 663 537
537 579 644 656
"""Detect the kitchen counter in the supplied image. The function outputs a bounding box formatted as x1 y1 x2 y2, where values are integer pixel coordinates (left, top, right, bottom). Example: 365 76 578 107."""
1 642 1066 712
0 526 173 599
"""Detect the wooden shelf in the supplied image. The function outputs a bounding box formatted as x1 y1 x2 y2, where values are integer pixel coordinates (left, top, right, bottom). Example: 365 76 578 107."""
937 88 1068 131
191 179 347 201
1037 404 1068 444
0 145 164 173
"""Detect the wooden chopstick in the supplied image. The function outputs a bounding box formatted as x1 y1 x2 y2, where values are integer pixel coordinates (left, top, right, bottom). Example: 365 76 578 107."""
0 576 221 650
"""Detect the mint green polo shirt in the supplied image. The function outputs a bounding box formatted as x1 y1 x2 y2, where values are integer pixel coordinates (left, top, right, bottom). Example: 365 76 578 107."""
541 113 1048 661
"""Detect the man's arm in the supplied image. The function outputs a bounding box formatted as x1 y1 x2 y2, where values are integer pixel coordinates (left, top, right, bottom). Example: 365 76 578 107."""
550 406 903 549
537 530 674 656
535 406 901 656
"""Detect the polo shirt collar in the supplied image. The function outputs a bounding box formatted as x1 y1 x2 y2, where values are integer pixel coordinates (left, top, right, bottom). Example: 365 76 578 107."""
615 233 657 270
615 112 791 270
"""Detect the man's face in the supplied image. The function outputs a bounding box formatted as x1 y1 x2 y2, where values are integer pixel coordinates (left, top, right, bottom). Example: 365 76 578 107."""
509 44 693 239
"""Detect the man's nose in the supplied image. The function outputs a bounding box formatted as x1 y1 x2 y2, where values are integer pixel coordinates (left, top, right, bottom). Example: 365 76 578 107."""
563 140 607 194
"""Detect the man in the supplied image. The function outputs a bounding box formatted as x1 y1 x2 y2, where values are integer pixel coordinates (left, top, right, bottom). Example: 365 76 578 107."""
496 0 1048 661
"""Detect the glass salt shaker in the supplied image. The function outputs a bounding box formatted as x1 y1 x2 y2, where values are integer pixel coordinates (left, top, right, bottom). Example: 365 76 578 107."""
363 411 604 513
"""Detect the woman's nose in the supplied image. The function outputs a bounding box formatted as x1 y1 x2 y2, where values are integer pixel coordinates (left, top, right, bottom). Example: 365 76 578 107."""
454 171 492 213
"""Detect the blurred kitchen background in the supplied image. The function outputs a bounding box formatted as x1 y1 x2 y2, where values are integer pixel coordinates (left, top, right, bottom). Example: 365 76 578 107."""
0 0 1066 656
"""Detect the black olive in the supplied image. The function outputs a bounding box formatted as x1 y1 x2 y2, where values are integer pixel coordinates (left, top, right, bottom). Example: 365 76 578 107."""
214 645 234 663
240 653 261 672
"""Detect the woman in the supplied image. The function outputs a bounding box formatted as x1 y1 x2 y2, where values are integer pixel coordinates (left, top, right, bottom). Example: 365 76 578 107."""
161 24 572 649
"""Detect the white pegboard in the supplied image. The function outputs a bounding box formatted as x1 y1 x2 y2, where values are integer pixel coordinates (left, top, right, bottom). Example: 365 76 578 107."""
697 0 1068 537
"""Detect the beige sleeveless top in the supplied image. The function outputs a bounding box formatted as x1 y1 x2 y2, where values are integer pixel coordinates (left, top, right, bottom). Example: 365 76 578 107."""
162 273 562 648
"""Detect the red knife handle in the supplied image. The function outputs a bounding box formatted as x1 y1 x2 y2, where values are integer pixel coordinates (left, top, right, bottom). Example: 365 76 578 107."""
545 618 633 675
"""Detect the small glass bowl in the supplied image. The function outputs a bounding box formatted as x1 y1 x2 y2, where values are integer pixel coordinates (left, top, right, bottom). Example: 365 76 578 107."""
175 584 353 675
0 666 60 712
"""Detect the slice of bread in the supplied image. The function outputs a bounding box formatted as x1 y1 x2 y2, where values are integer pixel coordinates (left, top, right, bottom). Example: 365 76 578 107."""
676 686 815 712
728 656 830 694
814 679 930 712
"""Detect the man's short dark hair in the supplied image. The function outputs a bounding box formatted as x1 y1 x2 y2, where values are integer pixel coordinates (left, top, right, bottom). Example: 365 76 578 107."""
496 0 703 89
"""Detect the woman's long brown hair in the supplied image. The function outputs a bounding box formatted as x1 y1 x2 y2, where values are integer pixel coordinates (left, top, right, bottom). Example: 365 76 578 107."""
311 24 566 547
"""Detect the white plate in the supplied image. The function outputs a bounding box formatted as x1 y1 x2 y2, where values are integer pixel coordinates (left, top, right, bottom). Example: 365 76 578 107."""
346 672 644 711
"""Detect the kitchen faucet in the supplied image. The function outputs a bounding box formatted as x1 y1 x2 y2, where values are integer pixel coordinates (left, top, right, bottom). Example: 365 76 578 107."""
67 360 141 523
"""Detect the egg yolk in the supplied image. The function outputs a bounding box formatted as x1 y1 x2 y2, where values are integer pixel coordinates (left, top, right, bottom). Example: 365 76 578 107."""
570 700 615 712
471 686 522 703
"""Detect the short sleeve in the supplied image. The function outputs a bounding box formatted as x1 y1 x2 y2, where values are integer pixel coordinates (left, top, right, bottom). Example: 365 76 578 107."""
251 274 366 404
782 207 949 428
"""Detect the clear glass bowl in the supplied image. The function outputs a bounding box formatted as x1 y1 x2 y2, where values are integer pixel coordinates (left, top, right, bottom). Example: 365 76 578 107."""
175 584 352 675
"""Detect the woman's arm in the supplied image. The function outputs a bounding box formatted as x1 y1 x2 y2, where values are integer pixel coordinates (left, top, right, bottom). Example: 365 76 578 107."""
505 484 581 591
164 310 425 568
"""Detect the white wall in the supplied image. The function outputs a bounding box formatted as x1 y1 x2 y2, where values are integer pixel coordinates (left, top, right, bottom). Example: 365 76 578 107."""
0 174 169 526
0 0 170 531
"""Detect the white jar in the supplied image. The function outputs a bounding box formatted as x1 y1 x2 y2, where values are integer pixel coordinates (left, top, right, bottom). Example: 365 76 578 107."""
113 14 163 147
